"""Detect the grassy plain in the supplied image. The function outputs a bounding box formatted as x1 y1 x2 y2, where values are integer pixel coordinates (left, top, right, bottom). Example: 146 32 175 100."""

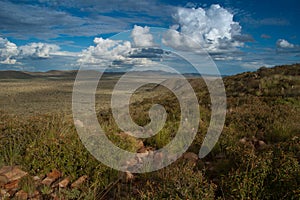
0 64 300 199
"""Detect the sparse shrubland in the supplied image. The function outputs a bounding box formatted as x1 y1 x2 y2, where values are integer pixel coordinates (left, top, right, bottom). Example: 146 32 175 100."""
0 64 299 199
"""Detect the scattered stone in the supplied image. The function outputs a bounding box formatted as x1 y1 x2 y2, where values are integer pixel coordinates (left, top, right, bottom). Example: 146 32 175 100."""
239 137 268 150
33 176 41 181
41 177 54 186
41 169 61 186
47 169 61 179
183 152 199 162
0 166 28 185
15 190 28 200
292 136 298 141
239 137 247 144
4 179 19 190
255 140 267 149
117 132 130 138
137 146 154 153
121 171 134 183
71 175 88 188
59 177 70 188
0 189 10 198
74 119 84 128
0 167 90 199
136 140 144 150
33 176 41 187
126 171 134 181
30 190 40 199
258 140 266 147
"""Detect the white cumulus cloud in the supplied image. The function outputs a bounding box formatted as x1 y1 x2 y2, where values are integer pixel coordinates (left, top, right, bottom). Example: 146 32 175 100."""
163 4 245 53
276 39 300 53
0 37 19 64
0 37 76 69
78 35 167 70
131 25 155 47
0 57 18 64
276 39 295 48
19 43 60 58
78 37 132 67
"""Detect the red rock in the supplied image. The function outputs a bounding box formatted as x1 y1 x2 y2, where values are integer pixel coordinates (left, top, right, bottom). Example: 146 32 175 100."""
29 190 40 199
41 169 61 186
71 175 88 188
59 177 70 188
4 179 19 190
15 190 28 200
0 166 27 185
47 169 61 179
41 177 55 186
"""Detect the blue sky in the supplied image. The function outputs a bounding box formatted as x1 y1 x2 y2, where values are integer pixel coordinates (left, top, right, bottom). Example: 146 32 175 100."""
0 0 299 74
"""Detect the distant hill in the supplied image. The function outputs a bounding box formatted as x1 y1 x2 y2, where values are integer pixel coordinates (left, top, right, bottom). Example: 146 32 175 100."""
26 70 78 78
0 69 177 80
223 63 300 97
0 70 78 79
1 64 299 97
151 63 300 99
0 71 33 79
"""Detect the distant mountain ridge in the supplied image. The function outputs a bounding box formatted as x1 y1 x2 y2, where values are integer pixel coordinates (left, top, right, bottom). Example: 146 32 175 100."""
0 64 299 82
0 70 78 79
151 63 300 98
0 71 33 79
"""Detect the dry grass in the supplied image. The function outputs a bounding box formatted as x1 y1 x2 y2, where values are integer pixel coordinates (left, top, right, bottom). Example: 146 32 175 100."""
0 64 300 199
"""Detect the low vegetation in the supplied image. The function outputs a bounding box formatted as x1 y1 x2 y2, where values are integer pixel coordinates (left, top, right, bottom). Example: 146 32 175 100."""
0 64 299 199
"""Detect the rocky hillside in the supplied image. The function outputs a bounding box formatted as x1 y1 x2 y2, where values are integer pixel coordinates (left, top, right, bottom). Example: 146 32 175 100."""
224 63 300 97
